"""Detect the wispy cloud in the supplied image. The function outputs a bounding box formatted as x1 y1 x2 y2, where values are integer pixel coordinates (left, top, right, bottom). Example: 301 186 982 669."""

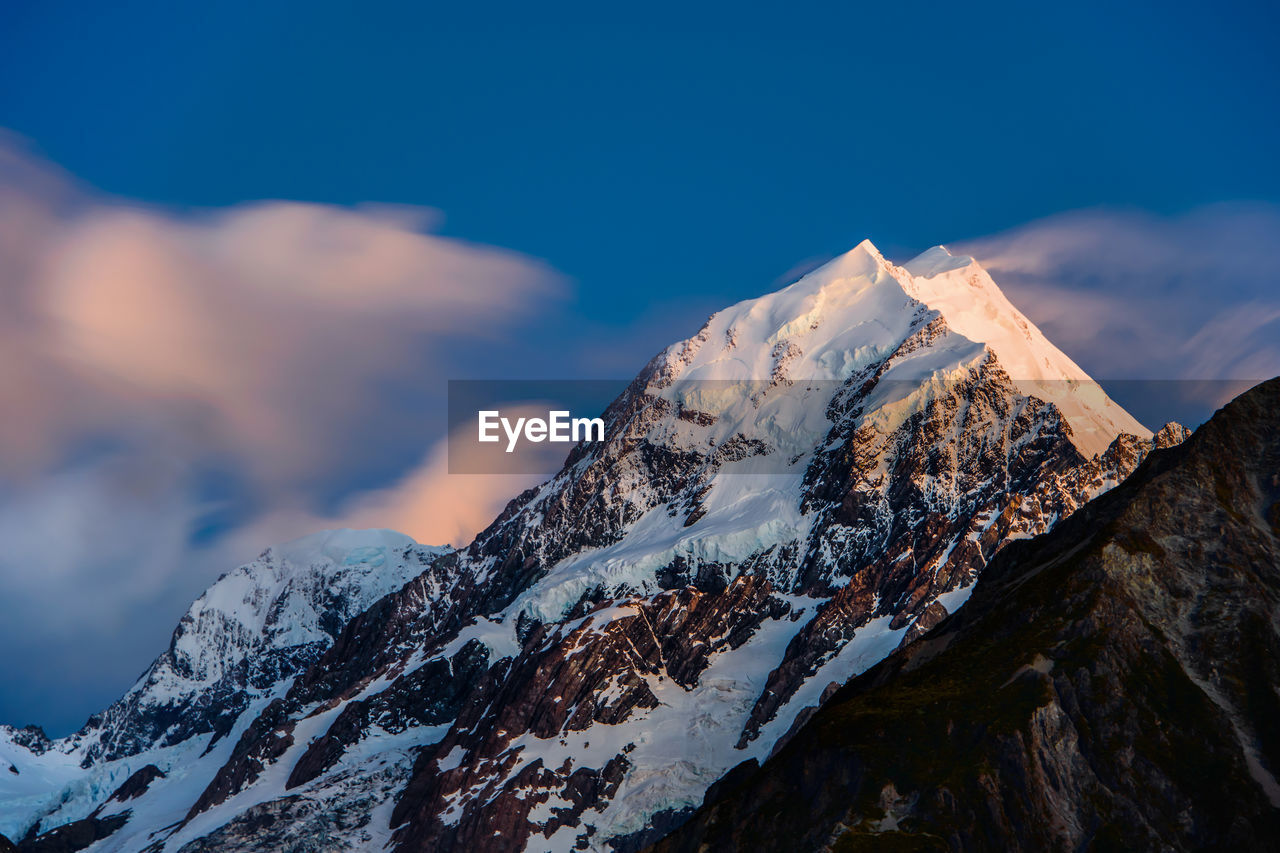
956 204 1280 384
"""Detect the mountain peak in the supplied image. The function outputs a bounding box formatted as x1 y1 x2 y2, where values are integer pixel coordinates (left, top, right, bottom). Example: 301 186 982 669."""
792 238 891 289
898 244 1150 456
848 237 886 262
664 238 1145 457
904 244 976 278
264 527 418 575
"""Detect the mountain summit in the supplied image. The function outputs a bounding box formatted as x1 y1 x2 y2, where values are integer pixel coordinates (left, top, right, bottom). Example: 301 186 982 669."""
902 244 1147 457
1 242 1180 852
657 240 1143 458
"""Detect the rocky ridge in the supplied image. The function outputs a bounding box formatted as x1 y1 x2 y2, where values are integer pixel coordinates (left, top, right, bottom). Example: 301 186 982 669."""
651 376 1280 852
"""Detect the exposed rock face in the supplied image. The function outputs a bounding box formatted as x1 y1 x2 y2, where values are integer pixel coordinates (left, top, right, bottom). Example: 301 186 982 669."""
175 796 368 853
185 699 297 823
651 377 1280 852
3 729 50 758
11 813 129 853
73 530 448 767
105 765 165 804
0 242 1186 852
735 359 1154 748
386 574 793 852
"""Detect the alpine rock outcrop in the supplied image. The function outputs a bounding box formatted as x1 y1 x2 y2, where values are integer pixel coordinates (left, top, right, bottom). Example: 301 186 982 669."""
0 241 1183 852
653 376 1280 853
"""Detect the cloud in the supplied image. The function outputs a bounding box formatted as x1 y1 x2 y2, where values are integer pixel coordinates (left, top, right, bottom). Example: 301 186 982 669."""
235 403 566 552
1 159 561 488
347 448 531 548
0 136 565 732
341 402 570 547
0 457 203 631
955 204 1280 386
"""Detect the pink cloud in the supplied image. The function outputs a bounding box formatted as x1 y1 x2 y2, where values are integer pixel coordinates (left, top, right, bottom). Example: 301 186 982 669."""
0 136 566 680
238 403 564 551
21 198 561 488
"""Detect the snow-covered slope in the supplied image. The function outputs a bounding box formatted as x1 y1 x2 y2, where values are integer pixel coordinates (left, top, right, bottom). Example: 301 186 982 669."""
649 240 1145 458
903 244 1149 457
1 240 1183 853
0 528 446 843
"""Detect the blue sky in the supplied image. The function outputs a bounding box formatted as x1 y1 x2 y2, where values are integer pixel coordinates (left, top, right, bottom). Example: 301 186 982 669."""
1 0 1278 733
6 0 1279 335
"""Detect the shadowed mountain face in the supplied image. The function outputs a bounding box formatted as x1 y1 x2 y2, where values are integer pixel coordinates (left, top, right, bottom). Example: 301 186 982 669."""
651 377 1280 853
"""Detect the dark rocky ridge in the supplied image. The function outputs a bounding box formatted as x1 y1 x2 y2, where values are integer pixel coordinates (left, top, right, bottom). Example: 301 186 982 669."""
650 377 1280 852
10 814 129 853
105 765 165 804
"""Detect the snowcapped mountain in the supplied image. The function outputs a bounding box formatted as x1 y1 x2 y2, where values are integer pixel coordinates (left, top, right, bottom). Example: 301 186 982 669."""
0 241 1184 852
0 529 447 844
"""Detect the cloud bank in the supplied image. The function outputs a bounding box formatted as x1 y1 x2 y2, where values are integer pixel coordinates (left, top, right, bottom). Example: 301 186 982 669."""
0 137 563 731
